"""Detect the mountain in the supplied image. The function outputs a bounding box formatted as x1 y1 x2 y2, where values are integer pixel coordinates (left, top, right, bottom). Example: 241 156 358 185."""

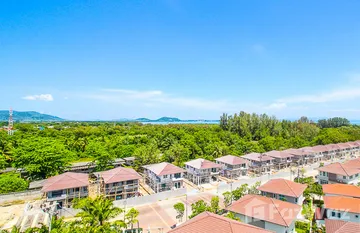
155 117 181 122
135 118 151 122
0 111 64 122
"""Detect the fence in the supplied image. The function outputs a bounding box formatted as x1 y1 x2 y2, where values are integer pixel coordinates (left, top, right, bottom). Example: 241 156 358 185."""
113 188 187 207
0 189 42 205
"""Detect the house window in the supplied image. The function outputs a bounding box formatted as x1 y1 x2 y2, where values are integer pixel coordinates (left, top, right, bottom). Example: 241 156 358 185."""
163 175 168 178
337 213 341 218
211 168 217 172
356 215 359 218
356 174 359 177
350 175 353 179
174 173 181 178
332 212 335 217
343 176 346 179
75 188 79 192
295 198 298 203
127 180 134 184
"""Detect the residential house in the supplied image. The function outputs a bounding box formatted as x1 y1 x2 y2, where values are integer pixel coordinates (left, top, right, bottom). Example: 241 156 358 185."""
325 144 342 161
311 145 329 162
242 153 274 174
41 167 142 205
337 143 351 158
317 158 360 184
185 158 221 185
41 172 89 207
68 158 125 173
142 162 185 193
348 141 360 157
264 150 293 170
215 155 248 179
168 211 272 233
325 219 360 233
322 183 360 198
97 166 142 200
227 194 301 233
323 196 360 223
283 148 310 165
257 178 307 205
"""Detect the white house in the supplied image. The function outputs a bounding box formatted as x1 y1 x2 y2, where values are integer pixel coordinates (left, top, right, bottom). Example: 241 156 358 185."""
185 158 221 185
142 162 185 193
215 155 248 179
257 178 307 205
317 158 360 185
227 194 301 233
323 196 360 223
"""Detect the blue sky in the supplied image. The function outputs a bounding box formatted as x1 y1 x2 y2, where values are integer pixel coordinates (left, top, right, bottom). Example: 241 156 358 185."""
1 0 360 120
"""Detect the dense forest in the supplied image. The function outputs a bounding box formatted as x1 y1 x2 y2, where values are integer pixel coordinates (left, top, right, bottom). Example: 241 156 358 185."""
0 112 359 193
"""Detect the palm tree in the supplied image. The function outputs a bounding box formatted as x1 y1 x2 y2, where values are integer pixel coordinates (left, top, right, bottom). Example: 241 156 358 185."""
73 196 124 227
125 208 139 229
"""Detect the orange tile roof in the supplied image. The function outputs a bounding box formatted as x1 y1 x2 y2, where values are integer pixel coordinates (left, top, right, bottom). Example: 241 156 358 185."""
324 196 360 214
98 167 141 184
322 183 360 198
318 162 360 176
185 158 221 169
325 219 360 233
168 211 273 233
143 162 185 176
257 178 307 198
242 153 274 162
227 194 301 227
41 172 89 192
215 155 249 165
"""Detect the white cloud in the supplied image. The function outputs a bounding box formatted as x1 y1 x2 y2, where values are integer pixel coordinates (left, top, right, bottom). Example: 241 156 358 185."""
22 94 54 101
83 89 238 112
266 102 287 110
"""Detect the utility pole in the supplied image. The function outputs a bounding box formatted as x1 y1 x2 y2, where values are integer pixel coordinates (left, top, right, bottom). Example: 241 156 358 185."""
8 107 14 136
185 194 188 221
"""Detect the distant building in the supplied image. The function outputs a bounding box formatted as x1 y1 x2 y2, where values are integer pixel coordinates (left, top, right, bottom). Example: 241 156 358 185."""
67 158 125 173
323 195 360 223
185 158 221 185
322 183 360 198
168 211 272 233
227 194 301 233
142 162 185 193
242 153 274 174
317 158 360 184
284 148 311 165
257 178 307 205
215 155 248 179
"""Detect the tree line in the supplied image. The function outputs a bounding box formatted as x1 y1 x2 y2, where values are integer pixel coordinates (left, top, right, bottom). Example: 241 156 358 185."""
0 112 360 193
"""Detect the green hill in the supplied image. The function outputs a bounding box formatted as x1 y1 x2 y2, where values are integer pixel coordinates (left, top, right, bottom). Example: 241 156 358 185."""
0 111 64 122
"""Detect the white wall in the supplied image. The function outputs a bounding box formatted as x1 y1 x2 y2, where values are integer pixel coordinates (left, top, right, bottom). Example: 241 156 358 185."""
326 209 360 223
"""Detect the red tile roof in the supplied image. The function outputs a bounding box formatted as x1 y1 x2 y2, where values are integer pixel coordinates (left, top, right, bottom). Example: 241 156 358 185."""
41 172 89 192
227 194 301 227
185 158 221 169
143 162 185 176
326 144 341 151
99 167 141 184
325 219 360 233
264 150 293 159
168 211 273 233
215 155 249 165
257 178 307 198
337 143 351 150
242 153 274 162
284 148 309 157
322 183 360 198
323 196 360 214
311 145 329 153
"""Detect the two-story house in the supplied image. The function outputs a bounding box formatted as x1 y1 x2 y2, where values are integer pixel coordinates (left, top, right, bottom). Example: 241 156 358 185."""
257 178 307 205
98 166 142 200
322 183 360 198
227 194 301 233
283 148 310 165
317 158 360 185
310 145 328 162
264 150 293 170
215 155 248 179
142 162 185 193
41 172 89 207
323 195 360 223
185 158 221 185
337 143 351 158
242 153 274 174
325 219 360 233
324 144 341 161
41 167 142 205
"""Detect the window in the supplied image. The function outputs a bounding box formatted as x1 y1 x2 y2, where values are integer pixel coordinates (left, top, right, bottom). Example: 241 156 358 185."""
211 168 217 172
356 215 359 218
350 175 353 179
127 180 134 184
343 176 346 179
174 173 181 178
332 212 335 217
75 188 79 192
337 213 341 218
295 198 298 203
163 175 168 178
356 174 359 177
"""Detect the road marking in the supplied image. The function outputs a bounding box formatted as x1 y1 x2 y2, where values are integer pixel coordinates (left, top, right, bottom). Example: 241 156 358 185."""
149 204 171 229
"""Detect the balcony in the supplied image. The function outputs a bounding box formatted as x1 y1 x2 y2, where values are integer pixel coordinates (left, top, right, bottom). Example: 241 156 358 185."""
47 191 88 201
